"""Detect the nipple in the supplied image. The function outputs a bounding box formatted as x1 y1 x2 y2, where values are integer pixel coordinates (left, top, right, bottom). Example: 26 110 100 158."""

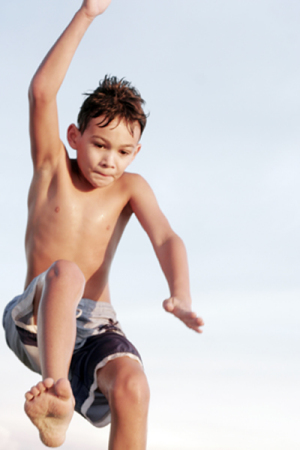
55 206 60 213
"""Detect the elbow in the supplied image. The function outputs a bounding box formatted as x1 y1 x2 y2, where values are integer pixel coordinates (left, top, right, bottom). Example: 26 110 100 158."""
28 75 50 104
156 231 183 250
28 81 35 103
28 79 40 104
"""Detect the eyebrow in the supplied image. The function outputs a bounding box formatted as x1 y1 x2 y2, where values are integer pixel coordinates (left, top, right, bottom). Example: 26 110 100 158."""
91 135 107 142
121 144 135 149
91 136 135 149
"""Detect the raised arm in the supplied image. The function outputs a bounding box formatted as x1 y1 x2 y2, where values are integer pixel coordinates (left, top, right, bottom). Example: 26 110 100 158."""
29 0 111 169
130 175 204 333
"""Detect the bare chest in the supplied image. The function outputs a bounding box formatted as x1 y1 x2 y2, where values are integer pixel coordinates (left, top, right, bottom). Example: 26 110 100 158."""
25 170 132 272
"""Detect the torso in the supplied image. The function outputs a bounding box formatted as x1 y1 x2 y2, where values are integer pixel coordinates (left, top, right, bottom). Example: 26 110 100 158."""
25 151 134 304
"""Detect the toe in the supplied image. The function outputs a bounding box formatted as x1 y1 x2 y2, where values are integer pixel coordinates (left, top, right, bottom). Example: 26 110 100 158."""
43 378 55 389
25 391 34 401
55 379 73 401
30 386 41 397
37 382 47 393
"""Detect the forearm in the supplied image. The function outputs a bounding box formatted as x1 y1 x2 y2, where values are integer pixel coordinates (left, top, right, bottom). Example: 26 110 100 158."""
157 234 204 333
155 233 191 303
29 8 95 102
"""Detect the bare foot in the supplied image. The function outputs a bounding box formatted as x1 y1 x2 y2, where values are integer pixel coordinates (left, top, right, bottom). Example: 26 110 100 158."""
24 378 75 447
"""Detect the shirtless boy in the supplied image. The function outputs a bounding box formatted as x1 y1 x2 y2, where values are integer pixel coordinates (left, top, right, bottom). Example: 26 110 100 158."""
2 0 204 448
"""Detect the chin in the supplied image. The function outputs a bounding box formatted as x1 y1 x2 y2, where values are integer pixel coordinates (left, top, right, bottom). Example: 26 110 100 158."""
94 179 114 188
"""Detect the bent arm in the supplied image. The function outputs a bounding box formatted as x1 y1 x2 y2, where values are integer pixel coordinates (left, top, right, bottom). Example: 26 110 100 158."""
29 0 111 169
154 232 191 303
130 175 204 333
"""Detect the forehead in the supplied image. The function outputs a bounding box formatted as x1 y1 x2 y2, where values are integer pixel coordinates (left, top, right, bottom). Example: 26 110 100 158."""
86 116 141 143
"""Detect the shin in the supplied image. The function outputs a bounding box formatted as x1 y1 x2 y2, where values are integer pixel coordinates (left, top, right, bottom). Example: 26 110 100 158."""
37 260 85 380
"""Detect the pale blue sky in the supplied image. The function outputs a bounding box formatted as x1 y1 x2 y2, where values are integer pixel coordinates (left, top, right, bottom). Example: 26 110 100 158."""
0 0 300 449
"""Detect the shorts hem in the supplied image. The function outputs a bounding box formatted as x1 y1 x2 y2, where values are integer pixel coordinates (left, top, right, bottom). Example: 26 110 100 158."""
81 352 143 427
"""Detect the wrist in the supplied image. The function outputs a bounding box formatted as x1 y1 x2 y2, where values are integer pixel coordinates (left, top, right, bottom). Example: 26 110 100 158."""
77 7 97 23
170 293 192 306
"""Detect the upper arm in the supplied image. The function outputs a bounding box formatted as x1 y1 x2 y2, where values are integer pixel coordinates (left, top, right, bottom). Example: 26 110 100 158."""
29 82 64 171
129 175 175 248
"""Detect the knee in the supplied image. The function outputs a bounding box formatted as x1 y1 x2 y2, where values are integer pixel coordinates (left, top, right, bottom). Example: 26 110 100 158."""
110 365 150 413
46 260 86 292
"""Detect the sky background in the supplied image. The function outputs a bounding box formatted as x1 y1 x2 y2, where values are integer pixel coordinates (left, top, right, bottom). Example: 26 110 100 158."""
0 0 300 449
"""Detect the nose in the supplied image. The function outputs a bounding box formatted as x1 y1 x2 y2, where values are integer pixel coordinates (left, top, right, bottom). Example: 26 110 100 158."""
100 150 115 168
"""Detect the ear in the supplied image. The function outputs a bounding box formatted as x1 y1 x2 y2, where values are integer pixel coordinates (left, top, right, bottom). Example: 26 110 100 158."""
132 144 142 159
67 124 80 150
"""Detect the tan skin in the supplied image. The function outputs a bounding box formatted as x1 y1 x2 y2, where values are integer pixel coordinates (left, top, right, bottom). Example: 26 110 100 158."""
23 0 204 448
27 118 142 318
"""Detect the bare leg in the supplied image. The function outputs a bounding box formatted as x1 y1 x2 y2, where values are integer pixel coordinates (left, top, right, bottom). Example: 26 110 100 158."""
24 260 85 447
97 357 150 450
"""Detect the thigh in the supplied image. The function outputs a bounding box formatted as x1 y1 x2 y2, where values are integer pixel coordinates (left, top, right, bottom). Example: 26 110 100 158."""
2 273 47 373
69 330 143 427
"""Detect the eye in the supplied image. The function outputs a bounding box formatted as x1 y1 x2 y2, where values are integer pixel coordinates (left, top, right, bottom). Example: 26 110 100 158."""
119 150 129 156
94 143 104 148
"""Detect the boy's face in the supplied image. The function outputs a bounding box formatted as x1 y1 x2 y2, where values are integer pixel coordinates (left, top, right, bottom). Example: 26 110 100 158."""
68 117 141 188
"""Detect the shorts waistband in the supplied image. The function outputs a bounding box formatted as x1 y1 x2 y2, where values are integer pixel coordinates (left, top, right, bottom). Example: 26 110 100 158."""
76 298 117 320
75 299 121 349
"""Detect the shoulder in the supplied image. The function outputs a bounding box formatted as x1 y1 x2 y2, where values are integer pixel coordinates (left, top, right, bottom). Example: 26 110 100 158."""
119 172 157 206
120 173 172 244
119 172 160 212
121 172 151 193
114 173 156 213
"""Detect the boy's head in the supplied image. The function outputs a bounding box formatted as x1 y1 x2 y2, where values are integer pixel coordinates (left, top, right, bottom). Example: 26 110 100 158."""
77 75 147 137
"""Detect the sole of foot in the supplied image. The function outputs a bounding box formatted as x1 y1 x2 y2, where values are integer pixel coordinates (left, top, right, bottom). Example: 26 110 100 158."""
24 378 75 448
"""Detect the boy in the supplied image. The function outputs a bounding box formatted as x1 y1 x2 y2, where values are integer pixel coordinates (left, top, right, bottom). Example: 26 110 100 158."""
2 0 204 448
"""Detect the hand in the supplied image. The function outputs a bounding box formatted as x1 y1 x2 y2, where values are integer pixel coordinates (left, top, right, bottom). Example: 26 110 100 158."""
80 0 112 19
163 297 204 333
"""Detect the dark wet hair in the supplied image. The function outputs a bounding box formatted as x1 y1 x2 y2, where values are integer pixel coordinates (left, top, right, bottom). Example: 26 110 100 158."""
77 75 148 136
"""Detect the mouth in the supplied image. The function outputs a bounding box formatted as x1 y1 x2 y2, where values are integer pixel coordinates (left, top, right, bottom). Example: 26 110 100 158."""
95 171 112 178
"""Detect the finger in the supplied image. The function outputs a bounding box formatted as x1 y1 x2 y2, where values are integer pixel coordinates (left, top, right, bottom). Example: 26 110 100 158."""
175 308 204 325
185 314 204 327
174 309 205 332
184 320 204 333
171 305 194 321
